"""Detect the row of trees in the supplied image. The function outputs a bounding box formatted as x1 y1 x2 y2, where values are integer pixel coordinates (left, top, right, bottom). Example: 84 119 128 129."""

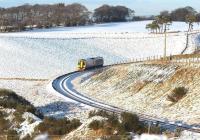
146 6 200 33
0 3 134 32
0 3 90 31
146 6 200 57
94 5 134 23
1 4 200 32
146 12 171 33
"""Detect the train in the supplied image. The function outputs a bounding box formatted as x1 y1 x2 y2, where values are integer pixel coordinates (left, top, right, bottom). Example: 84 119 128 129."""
77 57 104 71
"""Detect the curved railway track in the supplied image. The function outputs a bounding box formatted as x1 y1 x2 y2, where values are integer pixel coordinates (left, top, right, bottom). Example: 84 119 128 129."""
52 68 200 133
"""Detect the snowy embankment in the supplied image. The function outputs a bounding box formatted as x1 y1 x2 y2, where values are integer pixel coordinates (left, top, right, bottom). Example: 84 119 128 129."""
74 62 200 125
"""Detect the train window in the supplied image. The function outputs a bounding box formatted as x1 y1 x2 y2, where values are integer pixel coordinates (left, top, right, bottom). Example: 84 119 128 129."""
96 59 103 64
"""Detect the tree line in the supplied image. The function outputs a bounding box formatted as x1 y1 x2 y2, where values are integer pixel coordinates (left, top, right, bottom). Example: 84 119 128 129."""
146 6 200 33
0 3 134 32
1 4 200 32
145 6 200 56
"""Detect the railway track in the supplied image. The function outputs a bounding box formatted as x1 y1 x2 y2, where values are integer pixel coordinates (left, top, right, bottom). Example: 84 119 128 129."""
52 69 200 133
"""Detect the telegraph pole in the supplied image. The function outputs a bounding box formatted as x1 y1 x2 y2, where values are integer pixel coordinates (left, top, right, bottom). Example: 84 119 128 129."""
164 24 167 59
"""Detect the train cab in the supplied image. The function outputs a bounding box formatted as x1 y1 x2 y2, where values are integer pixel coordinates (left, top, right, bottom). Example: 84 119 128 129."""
77 59 86 71
77 57 104 71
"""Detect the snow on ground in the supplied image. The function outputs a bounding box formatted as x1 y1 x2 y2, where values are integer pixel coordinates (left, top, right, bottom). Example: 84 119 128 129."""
3 108 15 121
134 134 168 140
0 80 92 121
1 21 200 34
17 112 42 139
34 134 49 140
0 21 200 123
0 22 199 78
0 36 124 78
74 63 200 125
179 130 200 140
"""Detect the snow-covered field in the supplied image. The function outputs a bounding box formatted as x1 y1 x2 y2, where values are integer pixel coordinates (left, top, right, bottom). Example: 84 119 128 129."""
0 21 199 79
2 20 200 34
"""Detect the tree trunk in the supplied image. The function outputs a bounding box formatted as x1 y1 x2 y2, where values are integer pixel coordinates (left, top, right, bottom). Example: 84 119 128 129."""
164 24 167 58
181 24 190 54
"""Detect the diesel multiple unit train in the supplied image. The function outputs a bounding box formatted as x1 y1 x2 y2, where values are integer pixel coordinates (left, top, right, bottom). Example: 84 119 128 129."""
78 57 104 71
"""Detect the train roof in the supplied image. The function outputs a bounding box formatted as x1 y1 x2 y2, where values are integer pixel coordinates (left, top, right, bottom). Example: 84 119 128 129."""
89 57 103 59
79 57 103 61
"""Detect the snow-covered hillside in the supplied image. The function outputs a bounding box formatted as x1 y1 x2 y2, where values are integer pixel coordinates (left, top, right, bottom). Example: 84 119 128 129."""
74 62 200 125
2 21 200 34
0 21 199 79
0 21 200 39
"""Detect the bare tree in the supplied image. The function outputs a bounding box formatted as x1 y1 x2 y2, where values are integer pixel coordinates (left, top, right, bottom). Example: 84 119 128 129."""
185 14 196 32
182 14 197 54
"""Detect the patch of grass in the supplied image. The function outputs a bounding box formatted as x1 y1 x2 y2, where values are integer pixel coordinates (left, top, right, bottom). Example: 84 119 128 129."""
128 81 149 93
88 110 114 118
89 112 121 136
174 128 183 137
36 117 81 135
107 113 120 128
0 89 43 119
13 111 25 124
0 89 45 139
0 111 10 135
120 112 141 133
0 110 19 139
89 120 104 131
167 87 188 102
89 111 141 135
88 111 166 138
91 68 116 82
7 130 19 140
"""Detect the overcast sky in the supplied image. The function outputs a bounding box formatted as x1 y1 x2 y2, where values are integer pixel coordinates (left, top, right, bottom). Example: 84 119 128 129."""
1 0 200 15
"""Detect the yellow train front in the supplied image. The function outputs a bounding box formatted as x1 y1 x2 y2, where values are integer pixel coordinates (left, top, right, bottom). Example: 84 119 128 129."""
77 57 104 71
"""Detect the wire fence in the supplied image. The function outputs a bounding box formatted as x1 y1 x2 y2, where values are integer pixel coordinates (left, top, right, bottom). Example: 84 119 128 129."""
106 54 200 68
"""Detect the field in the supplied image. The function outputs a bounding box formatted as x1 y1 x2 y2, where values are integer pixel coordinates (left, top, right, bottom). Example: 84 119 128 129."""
0 21 200 78
0 21 200 120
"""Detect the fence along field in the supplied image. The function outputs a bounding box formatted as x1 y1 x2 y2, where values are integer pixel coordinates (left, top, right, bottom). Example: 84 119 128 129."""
108 53 200 68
